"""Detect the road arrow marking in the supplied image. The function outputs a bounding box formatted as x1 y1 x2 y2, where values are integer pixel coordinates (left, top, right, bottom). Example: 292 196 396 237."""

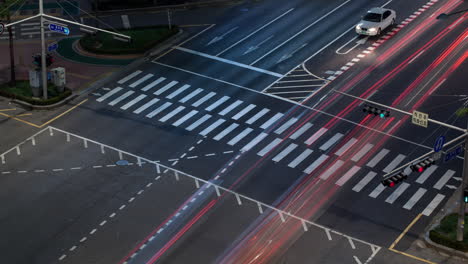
336 36 368 55
452 177 462 181
446 185 458 190
277 43 307 63
243 35 274 55
102 88 111 91
92 93 102 97
206 26 238 46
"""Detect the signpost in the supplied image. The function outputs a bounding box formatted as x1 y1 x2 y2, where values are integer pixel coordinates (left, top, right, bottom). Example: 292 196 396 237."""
0 23 4 36
47 42 58 52
48 23 70 35
412 110 429 128
444 144 464 162
434 135 445 152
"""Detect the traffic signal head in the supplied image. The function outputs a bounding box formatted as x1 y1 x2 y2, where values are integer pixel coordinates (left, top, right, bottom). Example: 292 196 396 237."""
381 172 407 187
410 158 435 173
46 54 54 67
363 104 390 119
32 54 41 66
464 188 468 204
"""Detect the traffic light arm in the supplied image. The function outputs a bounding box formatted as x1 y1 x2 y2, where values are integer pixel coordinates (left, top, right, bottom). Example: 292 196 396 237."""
333 89 467 133
382 132 467 179
42 14 131 41
4 14 41 28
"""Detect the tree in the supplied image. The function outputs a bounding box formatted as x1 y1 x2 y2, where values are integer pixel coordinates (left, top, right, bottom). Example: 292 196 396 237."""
0 0 23 87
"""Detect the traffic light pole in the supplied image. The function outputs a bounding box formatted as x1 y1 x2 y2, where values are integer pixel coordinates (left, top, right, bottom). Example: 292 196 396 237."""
333 89 468 241
3 0 132 100
39 0 47 99
456 121 468 242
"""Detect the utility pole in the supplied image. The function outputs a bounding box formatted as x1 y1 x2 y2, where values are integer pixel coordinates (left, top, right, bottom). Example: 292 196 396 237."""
335 89 468 241
39 0 47 99
457 120 468 241
3 0 132 100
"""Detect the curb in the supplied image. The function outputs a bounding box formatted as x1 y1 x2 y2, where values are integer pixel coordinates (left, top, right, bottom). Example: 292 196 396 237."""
79 28 187 97
422 186 468 260
424 232 468 260
9 92 78 110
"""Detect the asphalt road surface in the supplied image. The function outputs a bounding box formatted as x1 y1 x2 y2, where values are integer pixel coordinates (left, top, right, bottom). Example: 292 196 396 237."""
1 0 467 263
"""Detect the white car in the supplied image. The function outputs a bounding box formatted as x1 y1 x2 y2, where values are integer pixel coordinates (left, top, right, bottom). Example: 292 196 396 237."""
356 7 396 36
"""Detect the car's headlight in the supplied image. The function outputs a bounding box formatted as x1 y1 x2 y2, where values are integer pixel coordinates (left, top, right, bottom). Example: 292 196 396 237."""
368 28 377 32
356 24 361 30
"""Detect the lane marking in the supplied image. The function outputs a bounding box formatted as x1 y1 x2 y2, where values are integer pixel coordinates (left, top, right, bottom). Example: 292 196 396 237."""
252 0 351 65
389 214 422 249
403 188 427 210
352 171 377 192
175 46 283 77
217 8 294 55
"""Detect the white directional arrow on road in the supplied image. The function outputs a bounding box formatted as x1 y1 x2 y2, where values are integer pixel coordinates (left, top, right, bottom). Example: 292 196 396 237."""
277 43 308 63
446 185 458 190
243 35 274 55
102 88 111 91
92 93 102 97
336 36 369 55
452 177 462 181
206 26 238 46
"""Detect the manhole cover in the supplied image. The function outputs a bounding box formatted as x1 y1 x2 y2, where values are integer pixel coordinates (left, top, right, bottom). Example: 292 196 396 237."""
116 160 129 166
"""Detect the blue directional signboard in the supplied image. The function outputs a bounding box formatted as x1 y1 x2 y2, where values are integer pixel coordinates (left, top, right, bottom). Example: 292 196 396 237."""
434 135 445 152
48 24 70 35
0 23 4 36
444 144 464 163
47 42 58 52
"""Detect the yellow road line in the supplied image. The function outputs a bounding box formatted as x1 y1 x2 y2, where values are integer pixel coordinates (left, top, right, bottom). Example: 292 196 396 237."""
16 113 32 117
0 112 41 128
389 248 437 264
390 214 423 249
40 99 88 127
0 99 87 128
0 108 16 112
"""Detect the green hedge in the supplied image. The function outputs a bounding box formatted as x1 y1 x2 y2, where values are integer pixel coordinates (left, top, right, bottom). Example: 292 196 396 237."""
0 81 72 106
79 25 179 55
429 213 468 252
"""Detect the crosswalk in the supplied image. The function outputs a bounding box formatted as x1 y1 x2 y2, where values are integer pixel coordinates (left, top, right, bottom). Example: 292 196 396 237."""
94 70 460 216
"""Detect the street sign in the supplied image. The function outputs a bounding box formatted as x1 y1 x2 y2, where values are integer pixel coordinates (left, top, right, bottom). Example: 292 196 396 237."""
48 42 58 52
48 24 70 35
444 144 464 163
434 135 445 152
412 110 429 128
0 23 4 36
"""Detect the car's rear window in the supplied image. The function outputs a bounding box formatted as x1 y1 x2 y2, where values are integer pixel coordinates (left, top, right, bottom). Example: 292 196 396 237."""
363 13 381 22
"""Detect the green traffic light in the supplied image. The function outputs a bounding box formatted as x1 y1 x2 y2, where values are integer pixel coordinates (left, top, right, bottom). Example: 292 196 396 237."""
379 113 385 118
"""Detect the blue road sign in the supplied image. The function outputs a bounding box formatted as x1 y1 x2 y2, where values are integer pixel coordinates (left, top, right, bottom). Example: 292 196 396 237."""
47 42 58 52
444 144 464 162
0 23 5 36
434 135 445 152
48 24 70 35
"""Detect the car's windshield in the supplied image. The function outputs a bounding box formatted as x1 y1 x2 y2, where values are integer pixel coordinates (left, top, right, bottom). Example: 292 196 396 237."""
363 13 381 22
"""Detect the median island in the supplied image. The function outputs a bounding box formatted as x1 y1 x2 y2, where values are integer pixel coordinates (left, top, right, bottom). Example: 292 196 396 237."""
429 213 468 252
79 25 179 55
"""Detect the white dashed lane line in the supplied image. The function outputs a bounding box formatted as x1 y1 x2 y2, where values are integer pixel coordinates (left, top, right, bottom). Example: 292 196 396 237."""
57 171 164 262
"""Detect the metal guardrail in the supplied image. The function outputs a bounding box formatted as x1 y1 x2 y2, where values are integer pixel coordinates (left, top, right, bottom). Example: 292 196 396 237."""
0 125 382 262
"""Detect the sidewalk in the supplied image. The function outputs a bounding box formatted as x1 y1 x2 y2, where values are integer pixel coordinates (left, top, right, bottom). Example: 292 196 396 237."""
402 188 467 264
0 38 122 93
